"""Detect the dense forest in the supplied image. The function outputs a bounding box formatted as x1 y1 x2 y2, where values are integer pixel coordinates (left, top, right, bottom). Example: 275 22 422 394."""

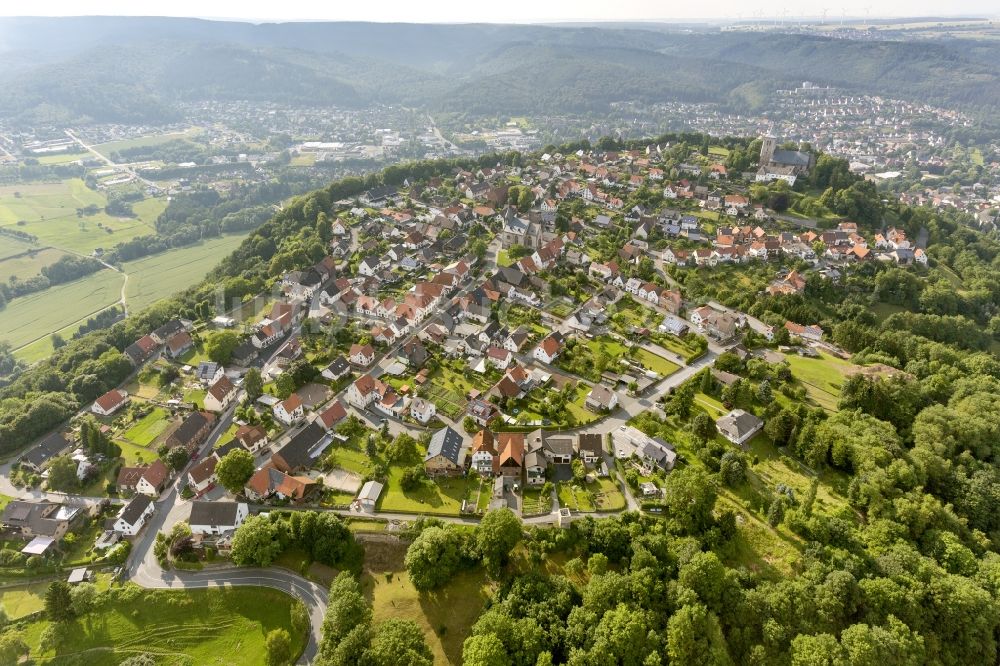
3 137 1000 663
0 18 997 125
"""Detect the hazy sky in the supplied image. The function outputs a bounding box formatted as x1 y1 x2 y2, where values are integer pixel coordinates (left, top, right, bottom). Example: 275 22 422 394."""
2 1 997 22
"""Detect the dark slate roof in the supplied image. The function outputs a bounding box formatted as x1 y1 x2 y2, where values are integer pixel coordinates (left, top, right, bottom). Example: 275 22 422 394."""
425 426 464 465
274 421 327 470
118 495 152 526
214 439 242 459
770 149 812 168
188 501 241 527
21 433 72 469
153 319 186 341
170 412 212 447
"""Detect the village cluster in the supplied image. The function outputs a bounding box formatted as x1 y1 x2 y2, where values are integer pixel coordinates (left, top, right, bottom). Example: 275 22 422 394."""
1 135 896 562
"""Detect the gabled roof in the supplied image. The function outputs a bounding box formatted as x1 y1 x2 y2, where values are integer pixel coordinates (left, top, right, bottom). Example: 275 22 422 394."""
116 495 152 527
94 389 128 412
207 376 236 403
425 426 465 465
188 501 243 528
318 401 347 429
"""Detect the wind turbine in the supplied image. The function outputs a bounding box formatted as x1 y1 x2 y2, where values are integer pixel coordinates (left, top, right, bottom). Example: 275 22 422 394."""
821 8 829 24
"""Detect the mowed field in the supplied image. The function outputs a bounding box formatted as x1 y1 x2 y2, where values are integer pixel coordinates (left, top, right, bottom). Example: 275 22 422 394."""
19 586 307 665
0 179 162 254
122 232 250 311
0 233 36 260
0 247 68 283
0 269 123 349
93 127 203 155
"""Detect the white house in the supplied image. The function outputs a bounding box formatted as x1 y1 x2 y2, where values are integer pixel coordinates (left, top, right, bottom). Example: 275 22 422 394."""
204 376 238 413
113 495 154 537
410 398 437 425
92 389 129 417
349 343 376 367
533 334 563 364
346 374 380 409
187 456 218 494
273 393 304 426
716 409 764 447
188 501 249 536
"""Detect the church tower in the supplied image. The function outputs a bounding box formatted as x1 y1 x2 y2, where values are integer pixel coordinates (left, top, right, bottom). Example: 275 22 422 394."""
759 134 777 167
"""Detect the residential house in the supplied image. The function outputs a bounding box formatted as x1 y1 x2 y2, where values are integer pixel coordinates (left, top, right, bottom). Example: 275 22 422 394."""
271 421 329 474
349 343 376 367
716 409 764 447
274 393 304 427
166 412 216 454
19 432 72 473
113 496 154 537
410 398 437 425
204 376 237 413
196 362 225 385
188 501 249 536
164 330 194 359
235 425 269 455
321 356 352 381
244 466 316 502
346 374 381 409
187 456 218 494
612 425 676 473
124 334 161 367
585 384 619 412
784 321 824 342
466 399 499 427
470 429 497 476
497 433 525 479
533 332 564 364
1 501 82 540
92 389 129 417
576 433 604 465
424 426 466 476
540 432 574 465
318 401 348 432
116 460 169 497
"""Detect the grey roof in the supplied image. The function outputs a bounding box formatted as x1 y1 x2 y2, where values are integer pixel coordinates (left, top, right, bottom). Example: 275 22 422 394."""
577 433 603 456
117 495 152 526
425 426 465 465
275 421 328 470
717 409 764 443
188 501 242 527
544 436 575 457
170 412 213 447
20 432 72 469
770 149 812 168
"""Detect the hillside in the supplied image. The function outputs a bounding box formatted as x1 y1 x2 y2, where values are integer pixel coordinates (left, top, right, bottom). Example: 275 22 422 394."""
0 18 997 124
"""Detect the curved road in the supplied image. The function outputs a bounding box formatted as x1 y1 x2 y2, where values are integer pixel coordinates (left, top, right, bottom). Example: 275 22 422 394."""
124 402 328 664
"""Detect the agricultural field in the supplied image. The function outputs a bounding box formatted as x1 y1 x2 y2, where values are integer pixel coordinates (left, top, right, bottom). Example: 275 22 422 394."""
0 268 123 349
0 179 162 254
18 585 307 665
0 247 68 283
92 127 204 156
0 234 36 260
121 232 250 312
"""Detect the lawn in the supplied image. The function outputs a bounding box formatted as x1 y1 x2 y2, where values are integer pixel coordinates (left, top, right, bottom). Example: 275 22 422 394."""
121 233 250 312
0 247 68 283
590 477 626 511
0 580 49 618
122 407 172 446
21 585 307 665
117 439 157 465
183 387 207 408
783 351 852 411
496 249 513 267
368 569 492 665
557 482 596 512
0 269 123 349
0 179 160 254
379 470 478 516
632 348 680 377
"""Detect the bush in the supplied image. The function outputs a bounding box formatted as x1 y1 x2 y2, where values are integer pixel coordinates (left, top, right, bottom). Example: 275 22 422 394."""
400 465 426 491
